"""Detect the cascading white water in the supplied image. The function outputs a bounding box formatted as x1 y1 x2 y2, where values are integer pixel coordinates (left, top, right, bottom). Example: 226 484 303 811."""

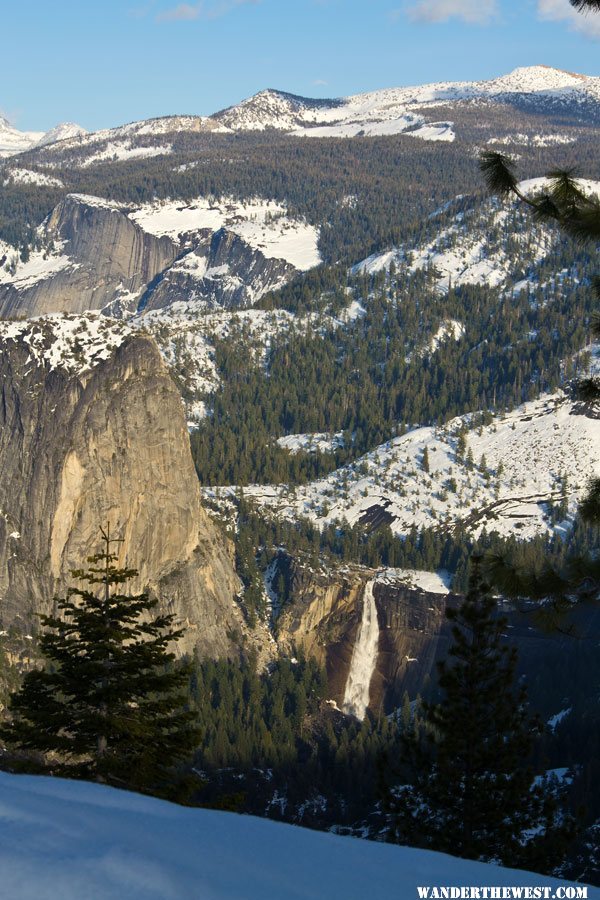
342 579 379 720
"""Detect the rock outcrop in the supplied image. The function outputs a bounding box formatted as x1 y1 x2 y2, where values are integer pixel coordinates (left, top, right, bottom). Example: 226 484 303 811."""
0 196 299 320
142 228 295 312
0 319 243 657
0 195 178 319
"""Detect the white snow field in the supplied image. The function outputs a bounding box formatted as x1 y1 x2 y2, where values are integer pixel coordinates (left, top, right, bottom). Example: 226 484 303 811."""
0 116 86 158
129 196 321 272
0 773 595 900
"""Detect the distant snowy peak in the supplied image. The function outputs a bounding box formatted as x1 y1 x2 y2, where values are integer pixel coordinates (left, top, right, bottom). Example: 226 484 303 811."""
28 114 228 167
34 122 88 147
0 117 44 158
212 66 600 138
487 65 588 93
214 89 344 131
0 116 86 158
5 65 598 161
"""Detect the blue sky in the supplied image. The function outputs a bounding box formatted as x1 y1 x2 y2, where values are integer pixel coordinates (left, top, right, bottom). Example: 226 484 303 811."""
2 0 600 131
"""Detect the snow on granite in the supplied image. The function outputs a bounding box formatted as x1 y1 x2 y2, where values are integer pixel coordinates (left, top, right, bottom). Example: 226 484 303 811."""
292 114 425 139
34 122 88 148
240 391 600 541
427 319 465 352
0 245 76 289
489 133 576 147
130 197 320 272
79 142 172 167
376 568 452 594
67 193 131 210
519 177 600 200
406 122 455 142
0 772 589 900
0 117 88 158
0 116 44 158
216 66 600 141
351 180 586 292
0 314 131 375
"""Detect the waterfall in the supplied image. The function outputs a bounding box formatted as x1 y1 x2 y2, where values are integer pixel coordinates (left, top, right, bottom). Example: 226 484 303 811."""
342 579 379 720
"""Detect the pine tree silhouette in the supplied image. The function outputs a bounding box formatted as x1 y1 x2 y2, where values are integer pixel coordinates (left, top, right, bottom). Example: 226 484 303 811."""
387 558 576 871
1 525 200 794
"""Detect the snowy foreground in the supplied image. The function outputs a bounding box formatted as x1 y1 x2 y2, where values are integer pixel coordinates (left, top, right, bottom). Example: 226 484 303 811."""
0 773 596 900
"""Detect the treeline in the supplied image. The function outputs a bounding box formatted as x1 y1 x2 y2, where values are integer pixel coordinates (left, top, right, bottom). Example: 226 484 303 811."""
3 123 598 265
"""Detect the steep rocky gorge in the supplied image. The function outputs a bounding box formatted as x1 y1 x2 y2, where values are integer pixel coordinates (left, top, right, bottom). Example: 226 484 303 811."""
0 323 244 657
275 556 597 717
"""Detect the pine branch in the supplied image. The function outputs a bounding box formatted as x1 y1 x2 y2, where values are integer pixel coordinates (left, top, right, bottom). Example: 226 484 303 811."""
561 204 600 242
479 151 518 197
570 0 600 9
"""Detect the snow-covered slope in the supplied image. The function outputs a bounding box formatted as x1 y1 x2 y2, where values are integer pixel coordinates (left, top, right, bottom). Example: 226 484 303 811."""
240 391 600 541
129 196 320 271
0 314 132 376
353 177 600 293
7 65 596 163
2 167 64 187
0 193 320 319
34 122 88 147
29 114 226 167
213 66 600 138
0 773 592 900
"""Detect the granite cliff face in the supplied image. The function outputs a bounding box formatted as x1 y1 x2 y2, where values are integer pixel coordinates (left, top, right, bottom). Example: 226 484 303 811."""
0 195 179 319
0 195 303 319
0 319 243 657
142 228 295 312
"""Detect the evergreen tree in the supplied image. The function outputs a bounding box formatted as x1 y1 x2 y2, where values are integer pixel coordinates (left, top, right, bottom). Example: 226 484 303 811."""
1 526 200 794
422 445 430 474
387 558 574 872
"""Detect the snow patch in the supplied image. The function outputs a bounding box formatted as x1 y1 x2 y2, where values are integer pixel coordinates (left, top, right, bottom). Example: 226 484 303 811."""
3 168 64 187
0 314 131 376
130 197 320 272
276 432 345 454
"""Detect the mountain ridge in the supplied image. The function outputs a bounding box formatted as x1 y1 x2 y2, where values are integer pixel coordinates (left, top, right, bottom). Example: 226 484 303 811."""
2 64 598 161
